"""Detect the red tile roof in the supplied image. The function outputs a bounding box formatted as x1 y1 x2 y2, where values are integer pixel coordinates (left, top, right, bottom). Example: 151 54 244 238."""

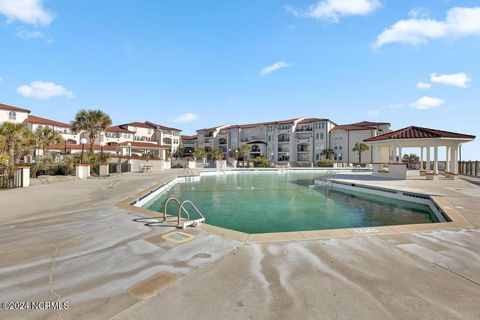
331 120 390 131
298 118 331 124
198 124 230 132
0 102 30 113
202 117 336 132
47 143 118 151
28 115 70 127
364 126 476 142
120 122 156 129
106 125 134 134
352 121 390 127
145 121 181 132
332 124 377 131
118 141 168 149
181 135 197 140
246 140 266 145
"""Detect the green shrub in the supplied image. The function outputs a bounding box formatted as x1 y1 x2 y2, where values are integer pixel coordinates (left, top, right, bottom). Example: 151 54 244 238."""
317 159 333 167
253 156 270 167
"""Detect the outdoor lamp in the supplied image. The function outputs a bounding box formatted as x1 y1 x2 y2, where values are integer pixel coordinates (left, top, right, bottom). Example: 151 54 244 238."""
80 138 88 163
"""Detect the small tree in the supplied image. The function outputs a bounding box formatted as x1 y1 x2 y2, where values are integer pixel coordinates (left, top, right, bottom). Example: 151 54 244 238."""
193 148 207 160
253 156 270 167
321 147 334 160
174 146 185 159
33 127 64 155
402 153 419 164
352 142 369 163
238 144 251 161
209 149 224 161
71 109 112 156
0 122 31 165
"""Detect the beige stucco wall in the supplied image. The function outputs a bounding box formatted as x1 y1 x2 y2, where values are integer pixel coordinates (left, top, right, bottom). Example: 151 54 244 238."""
0 109 29 124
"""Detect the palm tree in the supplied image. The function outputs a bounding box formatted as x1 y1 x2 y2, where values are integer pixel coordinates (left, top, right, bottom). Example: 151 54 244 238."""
193 148 207 160
321 147 334 160
0 122 30 165
71 109 112 155
174 146 185 159
402 153 419 163
352 142 369 163
238 144 251 161
210 149 224 161
33 127 64 155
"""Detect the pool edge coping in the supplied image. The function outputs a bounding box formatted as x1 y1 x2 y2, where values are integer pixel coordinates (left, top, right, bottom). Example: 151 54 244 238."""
115 172 474 243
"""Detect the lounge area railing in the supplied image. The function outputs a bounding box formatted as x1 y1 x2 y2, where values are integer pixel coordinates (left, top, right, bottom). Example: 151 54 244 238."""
458 161 479 177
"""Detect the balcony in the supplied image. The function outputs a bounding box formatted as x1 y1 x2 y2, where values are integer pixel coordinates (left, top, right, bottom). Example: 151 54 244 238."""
278 134 290 143
296 136 311 143
297 144 310 153
240 136 264 143
296 127 312 132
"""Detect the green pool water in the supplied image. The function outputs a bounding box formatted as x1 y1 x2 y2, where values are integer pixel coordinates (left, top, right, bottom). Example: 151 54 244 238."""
144 172 438 234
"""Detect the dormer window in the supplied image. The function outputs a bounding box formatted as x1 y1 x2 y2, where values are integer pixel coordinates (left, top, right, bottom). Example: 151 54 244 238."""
9 111 16 120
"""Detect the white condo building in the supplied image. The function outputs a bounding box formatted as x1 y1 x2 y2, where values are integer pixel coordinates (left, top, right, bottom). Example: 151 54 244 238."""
196 117 338 165
330 121 391 163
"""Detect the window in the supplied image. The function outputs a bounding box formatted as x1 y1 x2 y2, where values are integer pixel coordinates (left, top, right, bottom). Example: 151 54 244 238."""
8 111 16 120
320 133 324 139
316 133 319 139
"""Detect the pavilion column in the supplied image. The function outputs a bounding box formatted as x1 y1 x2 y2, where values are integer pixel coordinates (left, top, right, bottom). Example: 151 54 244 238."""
420 147 424 170
398 147 403 163
426 147 431 172
452 146 459 174
445 146 450 173
433 146 438 175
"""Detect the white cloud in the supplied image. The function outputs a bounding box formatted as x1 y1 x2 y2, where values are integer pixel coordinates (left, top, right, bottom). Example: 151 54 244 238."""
17 81 74 99
286 0 381 23
411 96 444 110
173 112 197 123
367 110 380 117
430 72 471 88
388 103 405 109
259 61 291 77
374 7 480 47
0 0 53 26
408 7 430 19
416 82 431 89
16 28 52 42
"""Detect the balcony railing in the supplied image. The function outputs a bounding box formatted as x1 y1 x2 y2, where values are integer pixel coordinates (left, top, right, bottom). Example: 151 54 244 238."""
296 128 312 132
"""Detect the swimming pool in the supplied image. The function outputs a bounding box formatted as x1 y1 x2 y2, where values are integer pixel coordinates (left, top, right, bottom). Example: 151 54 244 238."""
143 171 440 234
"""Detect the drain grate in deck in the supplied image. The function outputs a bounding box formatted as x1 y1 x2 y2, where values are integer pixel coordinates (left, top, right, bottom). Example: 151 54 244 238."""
161 231 194 244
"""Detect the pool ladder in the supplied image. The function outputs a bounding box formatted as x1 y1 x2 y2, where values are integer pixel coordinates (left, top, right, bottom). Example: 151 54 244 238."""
316 170 336 189
163 197 205 229
183 167 194 182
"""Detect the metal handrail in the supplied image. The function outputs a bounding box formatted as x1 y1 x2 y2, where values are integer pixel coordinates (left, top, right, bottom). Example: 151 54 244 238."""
183 167 194 177
164 197 190 222
178 200 205 226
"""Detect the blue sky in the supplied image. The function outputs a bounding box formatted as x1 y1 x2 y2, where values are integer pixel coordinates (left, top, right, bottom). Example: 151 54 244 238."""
0 0 479 159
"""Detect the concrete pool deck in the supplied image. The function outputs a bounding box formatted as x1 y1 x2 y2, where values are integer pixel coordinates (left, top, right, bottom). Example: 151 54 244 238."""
0 170 479 319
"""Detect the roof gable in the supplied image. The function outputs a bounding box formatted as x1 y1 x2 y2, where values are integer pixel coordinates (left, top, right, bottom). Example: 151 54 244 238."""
0 103 30 113
28 115 70 127
364 126 476 142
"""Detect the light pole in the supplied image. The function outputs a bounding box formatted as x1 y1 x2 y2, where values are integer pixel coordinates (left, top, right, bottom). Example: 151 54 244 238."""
100 141 106 163
80 138 88 163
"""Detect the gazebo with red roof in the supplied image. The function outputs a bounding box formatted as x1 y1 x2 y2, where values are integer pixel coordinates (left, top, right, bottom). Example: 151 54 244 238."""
363 126 475 179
